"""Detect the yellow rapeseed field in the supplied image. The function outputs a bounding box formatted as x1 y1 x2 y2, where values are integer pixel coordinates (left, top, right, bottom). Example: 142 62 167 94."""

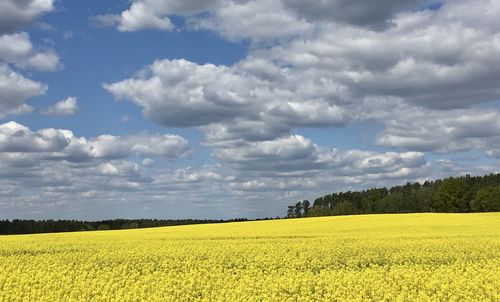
0 213 499 301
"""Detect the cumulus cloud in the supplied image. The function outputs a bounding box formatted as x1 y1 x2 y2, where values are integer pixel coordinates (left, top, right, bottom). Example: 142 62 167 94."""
373 105 500 155
104 58 352 141
128 133 192 158
0 64 47 118
263 0 500 110
104 59 259 127
212 134 427 177
92 0 220 32
0 3 61 120
0 121 69 152
189 0 313 42
0 123 494 220
0 120 475 220
118 2 174 32
104 0 500 174
102 0 500 162
105 0 500 124
214 135 320 173
0 121 190 161
282 0 429 29
0 32 62 71
42 96 78 116
0 0 54 34
95 0 432 40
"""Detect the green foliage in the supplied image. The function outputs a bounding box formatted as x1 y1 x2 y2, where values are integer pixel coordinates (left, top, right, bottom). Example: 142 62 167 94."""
0 218 251 235
331 201 356 215
290 173 500 217
433 178 470 212
288 200 310 218
294 201 303 218
97 224 111 231
471 186 500 212
302 200 310 216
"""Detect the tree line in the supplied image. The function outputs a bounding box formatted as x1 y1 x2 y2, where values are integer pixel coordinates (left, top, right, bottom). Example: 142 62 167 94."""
287 173 500 218
3 173 498 235
0 218 250 235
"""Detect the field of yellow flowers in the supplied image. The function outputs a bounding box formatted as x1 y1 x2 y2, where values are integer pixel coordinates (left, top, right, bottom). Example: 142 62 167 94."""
0 213 499 301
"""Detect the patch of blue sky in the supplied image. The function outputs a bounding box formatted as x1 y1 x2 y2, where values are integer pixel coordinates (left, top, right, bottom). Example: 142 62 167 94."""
16 1 246 143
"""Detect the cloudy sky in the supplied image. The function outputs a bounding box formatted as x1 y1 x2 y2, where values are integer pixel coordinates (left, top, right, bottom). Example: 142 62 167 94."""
1 0 499 220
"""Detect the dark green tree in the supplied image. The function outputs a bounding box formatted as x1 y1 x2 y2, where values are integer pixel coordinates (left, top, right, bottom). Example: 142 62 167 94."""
332 201 355 215
302 200 310 216
471 186 500 212
433 178 470 212
294 201 303 218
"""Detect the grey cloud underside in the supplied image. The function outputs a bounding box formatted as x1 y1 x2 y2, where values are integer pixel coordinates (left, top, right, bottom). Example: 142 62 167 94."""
1 122 477 220
0 147 490 220
0 0 54 34
282 0 430 29
373 105 500 157
100 0 434 37
212 134 427 177
264 2 500 109
104 59 352 132
0 121 197 218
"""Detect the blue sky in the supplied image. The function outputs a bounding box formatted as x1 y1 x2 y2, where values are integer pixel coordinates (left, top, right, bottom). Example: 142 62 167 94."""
22 1 246 137
1 0 500 220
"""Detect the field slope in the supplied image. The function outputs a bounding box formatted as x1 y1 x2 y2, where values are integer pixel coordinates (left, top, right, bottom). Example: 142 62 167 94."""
1 213 499 301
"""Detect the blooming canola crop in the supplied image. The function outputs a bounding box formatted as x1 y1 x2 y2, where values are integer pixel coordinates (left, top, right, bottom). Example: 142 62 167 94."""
0 213 499 301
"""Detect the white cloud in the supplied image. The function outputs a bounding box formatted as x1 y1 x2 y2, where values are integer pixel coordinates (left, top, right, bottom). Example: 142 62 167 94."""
103 0 500 166
262 0 500 109
105 0 500 171
89 14 121 28
0 121 69 152
189 0 313 42
142 158 154 166
0 0 54 34
0 64 47 118
42 96 78 116
26 50 61 71
0 121 190 161
0 32 62 71
211 134 427 178
0 120 474 220
0 131 494 220
373 104 500 156
104 59 265 127
93 0 221 32
93 0 311 41
97 0 432 41
104 58 352 137
0 8 60 120
214 135 319 172
118 2 174 32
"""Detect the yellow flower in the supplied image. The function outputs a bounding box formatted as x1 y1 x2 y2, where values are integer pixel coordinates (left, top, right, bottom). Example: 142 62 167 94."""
0 213 499 301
